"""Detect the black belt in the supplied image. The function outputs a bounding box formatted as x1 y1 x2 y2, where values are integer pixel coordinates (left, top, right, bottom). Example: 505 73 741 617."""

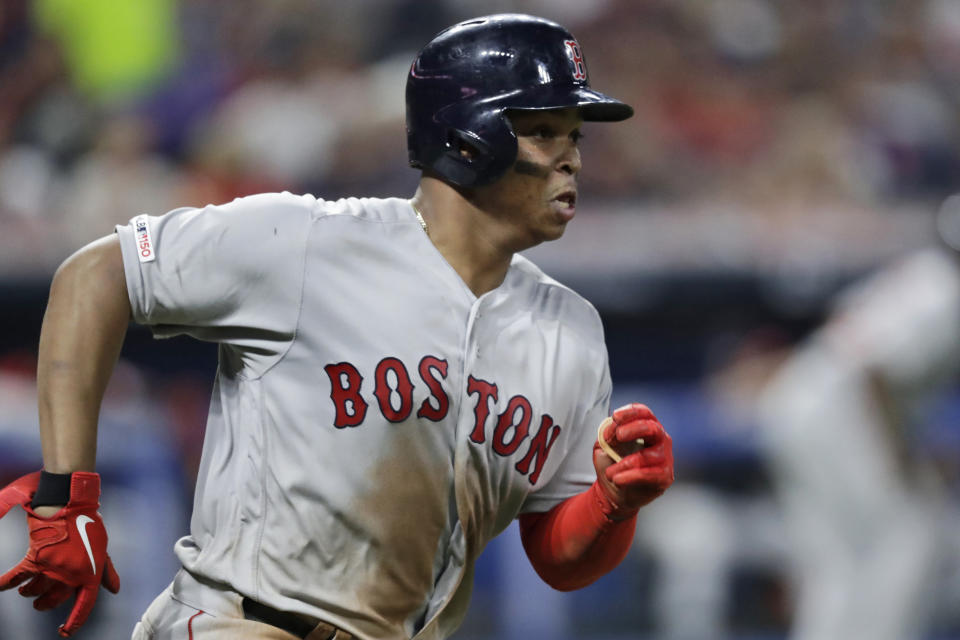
241 597 344 639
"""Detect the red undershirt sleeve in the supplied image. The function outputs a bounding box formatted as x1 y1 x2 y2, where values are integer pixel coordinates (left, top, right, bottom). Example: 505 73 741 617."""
517 481 638 591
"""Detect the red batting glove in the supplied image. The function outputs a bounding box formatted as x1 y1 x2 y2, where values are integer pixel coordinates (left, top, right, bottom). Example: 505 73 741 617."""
593 403 674 519
0 471 120 637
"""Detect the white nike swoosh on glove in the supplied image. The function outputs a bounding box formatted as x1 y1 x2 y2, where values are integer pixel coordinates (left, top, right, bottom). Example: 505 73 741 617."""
76 515 97 574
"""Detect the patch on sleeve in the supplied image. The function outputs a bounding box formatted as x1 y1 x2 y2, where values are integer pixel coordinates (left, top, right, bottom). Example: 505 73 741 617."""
133 215 156 263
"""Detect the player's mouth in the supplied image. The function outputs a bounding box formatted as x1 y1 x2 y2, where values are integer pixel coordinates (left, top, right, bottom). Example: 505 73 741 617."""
551 190 577 220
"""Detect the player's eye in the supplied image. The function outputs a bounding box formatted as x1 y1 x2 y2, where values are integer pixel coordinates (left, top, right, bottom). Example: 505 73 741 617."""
531 125 555 139
570 130 584 144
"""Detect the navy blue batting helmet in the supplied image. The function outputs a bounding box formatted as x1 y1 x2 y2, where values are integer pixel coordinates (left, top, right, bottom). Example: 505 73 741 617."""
406 14 634 188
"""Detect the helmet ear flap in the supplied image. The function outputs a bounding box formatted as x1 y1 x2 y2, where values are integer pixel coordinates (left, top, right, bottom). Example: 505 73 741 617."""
446 128 493 165
433 108 518 188
431 130 490 187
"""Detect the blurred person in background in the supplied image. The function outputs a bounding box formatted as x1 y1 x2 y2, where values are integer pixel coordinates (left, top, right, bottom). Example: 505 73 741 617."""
754 198 960 639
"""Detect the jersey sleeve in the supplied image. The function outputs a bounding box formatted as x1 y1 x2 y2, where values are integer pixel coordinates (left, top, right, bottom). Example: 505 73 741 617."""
115 192 314 370
519 345 612 514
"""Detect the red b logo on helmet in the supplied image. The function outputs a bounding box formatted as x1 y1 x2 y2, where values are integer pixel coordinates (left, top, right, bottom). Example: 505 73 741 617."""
564 40 586 81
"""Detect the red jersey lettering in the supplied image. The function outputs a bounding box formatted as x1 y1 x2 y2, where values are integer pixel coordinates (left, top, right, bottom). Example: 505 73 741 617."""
417 356 450 422
467 375 499 444
374 357 415 423
492 395 532 456
515 414 562 484
324 362 368 428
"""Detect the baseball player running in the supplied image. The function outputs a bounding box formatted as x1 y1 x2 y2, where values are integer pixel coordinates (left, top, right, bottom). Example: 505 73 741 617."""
0 14 674 639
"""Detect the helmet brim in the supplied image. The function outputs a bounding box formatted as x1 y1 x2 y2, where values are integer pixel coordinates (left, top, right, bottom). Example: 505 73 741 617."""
491 86 634 122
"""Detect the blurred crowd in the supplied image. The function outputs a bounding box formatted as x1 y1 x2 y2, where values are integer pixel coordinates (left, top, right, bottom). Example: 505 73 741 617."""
1 0 959 274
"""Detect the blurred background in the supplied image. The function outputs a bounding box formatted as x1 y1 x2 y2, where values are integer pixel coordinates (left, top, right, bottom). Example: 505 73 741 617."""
1 0 959 638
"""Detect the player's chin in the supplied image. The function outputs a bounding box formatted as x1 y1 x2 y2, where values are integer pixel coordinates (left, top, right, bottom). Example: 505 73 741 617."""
543 210 573 239
535 221 568 244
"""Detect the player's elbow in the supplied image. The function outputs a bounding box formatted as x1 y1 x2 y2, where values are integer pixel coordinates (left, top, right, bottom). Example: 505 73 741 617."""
50 235 131 318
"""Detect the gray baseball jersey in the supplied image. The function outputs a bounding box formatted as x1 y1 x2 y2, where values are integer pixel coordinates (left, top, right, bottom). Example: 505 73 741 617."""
115 193 611 640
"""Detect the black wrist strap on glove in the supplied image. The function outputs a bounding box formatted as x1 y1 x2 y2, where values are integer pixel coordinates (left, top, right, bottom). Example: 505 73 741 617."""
31 471 73 508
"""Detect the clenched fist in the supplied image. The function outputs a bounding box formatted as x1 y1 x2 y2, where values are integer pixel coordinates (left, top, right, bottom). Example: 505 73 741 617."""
593 403 674 518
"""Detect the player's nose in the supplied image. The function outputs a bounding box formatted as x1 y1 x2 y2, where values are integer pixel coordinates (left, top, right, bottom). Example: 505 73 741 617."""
558 144 581 176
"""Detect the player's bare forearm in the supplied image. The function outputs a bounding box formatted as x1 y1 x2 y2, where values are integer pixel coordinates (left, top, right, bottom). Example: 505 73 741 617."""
518 483 637 591
37 234 130 476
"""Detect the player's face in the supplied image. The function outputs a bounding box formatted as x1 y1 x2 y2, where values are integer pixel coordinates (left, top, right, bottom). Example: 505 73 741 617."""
473 108 584 247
